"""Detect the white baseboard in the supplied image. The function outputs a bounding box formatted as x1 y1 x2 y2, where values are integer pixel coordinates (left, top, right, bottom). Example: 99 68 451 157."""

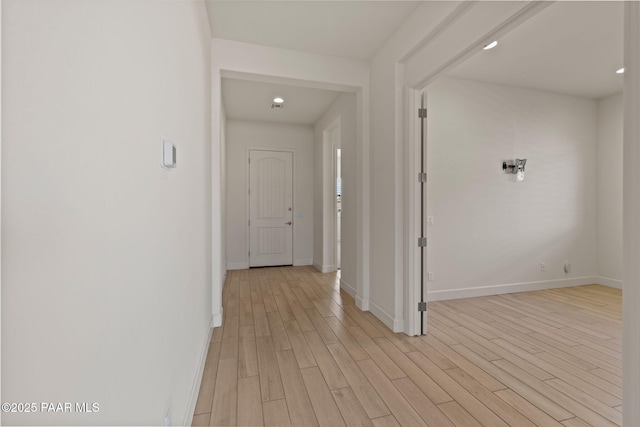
341 278 357 298
212 309 223 328
313 261 336 273
183 318 214 426
595 276 623 289
427 276 601 302
294 258 313 267
355 295 369 311
227 262 249 270
369 301 404 333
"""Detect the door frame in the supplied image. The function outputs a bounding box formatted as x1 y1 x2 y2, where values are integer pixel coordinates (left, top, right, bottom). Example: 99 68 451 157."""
403 87 423 337
212 58 370 329
401 2 554 336
246 147 296 267
320 117 341 273
333 143 341 271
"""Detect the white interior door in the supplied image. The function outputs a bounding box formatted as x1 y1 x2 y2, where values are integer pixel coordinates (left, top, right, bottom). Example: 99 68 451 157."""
249 150 293 267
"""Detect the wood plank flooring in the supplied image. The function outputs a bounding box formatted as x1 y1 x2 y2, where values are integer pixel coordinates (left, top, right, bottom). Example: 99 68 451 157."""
192 267 622 426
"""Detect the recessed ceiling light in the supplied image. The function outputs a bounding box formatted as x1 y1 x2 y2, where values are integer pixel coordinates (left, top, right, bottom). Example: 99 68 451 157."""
273 97 284 104
616 68 625 74
483 41 498 50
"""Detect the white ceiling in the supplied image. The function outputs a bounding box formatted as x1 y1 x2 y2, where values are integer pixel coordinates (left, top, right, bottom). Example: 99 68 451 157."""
447 1 624 99
205 1 421 61
213 1 624 125
222 78 342 125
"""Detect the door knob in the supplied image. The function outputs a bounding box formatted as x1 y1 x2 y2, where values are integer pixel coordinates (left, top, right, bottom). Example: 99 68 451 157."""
286 221 292 225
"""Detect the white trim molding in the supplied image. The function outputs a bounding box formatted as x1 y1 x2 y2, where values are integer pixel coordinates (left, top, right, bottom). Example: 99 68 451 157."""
212 309 223 328
183 322 213 427
227 262 249 271
427 277 601 302
313 261 336 273
355 295 369 312
293 258 313 267
596 276 623 290
369 301 404 333
341 278 357 299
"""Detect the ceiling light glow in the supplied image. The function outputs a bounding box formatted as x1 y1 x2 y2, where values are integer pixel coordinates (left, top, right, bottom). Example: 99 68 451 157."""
617 68 625 74
483 41 498 50
273 97 284 104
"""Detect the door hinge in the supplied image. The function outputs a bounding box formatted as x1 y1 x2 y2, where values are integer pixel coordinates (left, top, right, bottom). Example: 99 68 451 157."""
248 220 250 226
418 301 427 312
418 237 427 247
248 157 251 163
418 172 427 182
248 251 250 257
418 108 427 118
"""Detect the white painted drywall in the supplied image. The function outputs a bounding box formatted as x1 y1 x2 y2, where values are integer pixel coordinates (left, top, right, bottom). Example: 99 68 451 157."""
313 120 338 273
313 93 357 293
367 2 463 329
2 1 212 425
623 5 640 425
225 120 314 268
0 5 3 424
597 93 623 284
426 77 598 299
220 107 227 288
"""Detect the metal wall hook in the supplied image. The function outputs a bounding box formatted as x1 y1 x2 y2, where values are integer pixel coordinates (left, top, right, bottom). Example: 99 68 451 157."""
503 161 516 172
503 159 527 174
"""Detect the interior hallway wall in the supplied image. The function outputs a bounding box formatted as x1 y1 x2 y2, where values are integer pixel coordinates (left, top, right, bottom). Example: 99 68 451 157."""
597 92 623 286
2 1 212 425
220 107 227 286
313 93 357 294
225 120 314 268
426 77 598 300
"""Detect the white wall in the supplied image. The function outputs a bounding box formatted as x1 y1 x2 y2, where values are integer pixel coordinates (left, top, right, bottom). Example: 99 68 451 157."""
226 120 314 268
597 93 624 286
313 93 357 293
623 5 640 425
2 1 212 425
426 77 598 300
368 1 465 330
220 107 227 286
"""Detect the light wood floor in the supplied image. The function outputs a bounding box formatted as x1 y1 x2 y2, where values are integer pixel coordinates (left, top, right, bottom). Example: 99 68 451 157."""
192 266 622 427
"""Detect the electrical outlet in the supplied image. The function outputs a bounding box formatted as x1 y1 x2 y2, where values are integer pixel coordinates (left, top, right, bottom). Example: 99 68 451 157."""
540 263 546 272
428 272 434 281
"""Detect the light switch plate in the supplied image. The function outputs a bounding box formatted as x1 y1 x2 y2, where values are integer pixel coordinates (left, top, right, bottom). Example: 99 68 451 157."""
162 139 176 169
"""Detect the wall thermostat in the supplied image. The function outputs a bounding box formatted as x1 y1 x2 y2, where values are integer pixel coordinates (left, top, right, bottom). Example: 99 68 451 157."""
162 139 176 169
